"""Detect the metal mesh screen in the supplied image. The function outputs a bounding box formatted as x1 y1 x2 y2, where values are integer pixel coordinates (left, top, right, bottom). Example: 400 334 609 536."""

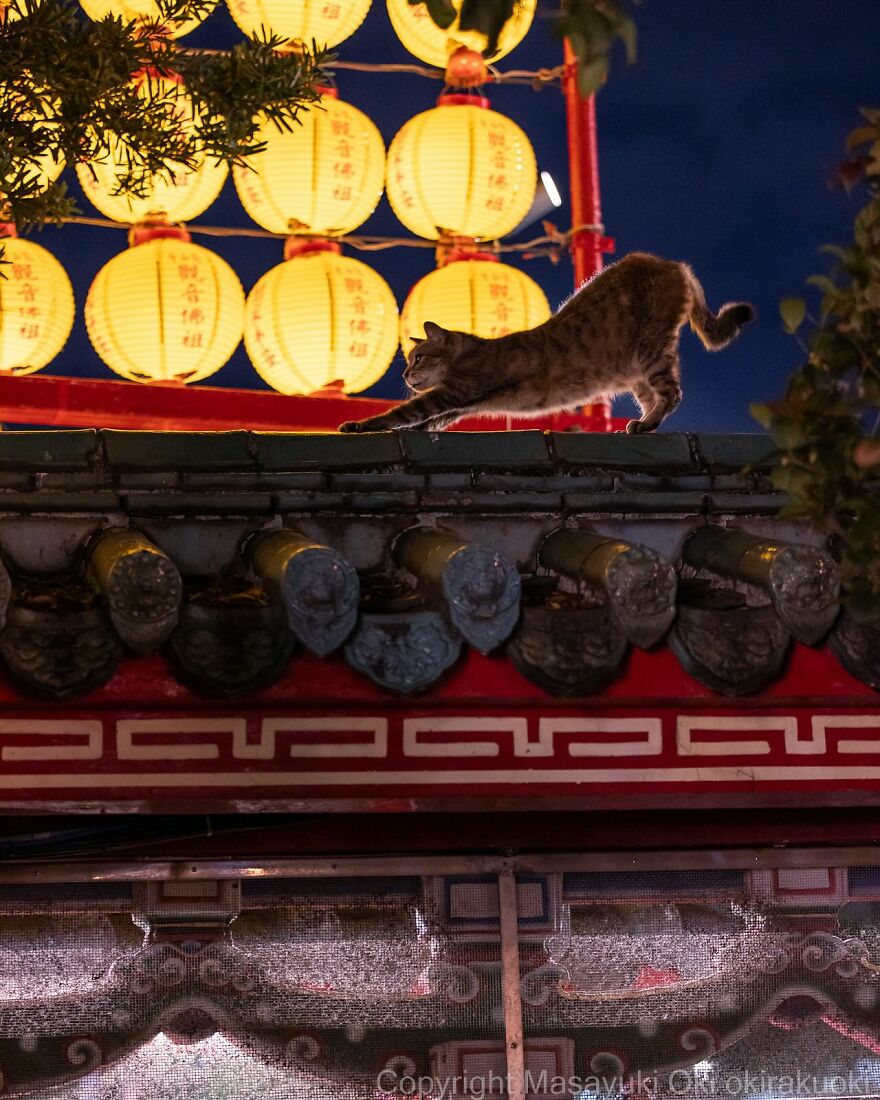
520 867 880 1100
0 865 876 1098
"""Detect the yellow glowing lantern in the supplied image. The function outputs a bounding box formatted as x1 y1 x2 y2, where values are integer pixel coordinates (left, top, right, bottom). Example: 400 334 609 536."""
400 252 550 354
1 80 64 193
225 0 370 47
245 240 398 394
77 74 227 225
387 0 535 68
85 226 245 383
386 95 536 241
0 228 75 375
78 0 215 37
233 90 384 236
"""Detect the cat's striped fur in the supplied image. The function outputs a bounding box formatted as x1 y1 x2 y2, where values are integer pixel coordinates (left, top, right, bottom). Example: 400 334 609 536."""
338 252 754 434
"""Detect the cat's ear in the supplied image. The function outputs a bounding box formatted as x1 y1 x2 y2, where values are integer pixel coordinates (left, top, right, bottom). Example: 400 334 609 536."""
422 321 448 342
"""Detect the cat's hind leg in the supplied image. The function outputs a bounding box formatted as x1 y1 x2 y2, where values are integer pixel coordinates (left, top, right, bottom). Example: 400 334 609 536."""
626 353 682 434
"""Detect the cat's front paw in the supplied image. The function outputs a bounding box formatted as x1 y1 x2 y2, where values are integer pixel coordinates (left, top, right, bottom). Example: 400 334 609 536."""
626 419 656 435
338 420 365 433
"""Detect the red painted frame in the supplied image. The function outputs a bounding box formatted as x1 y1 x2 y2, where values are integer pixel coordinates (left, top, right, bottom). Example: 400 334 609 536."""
1 642 877 813
0 374 621 432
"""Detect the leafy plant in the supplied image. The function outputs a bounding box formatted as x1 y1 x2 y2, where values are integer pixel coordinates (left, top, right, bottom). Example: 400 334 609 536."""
752 110 880 617
0 0 330 231
410 0 639 96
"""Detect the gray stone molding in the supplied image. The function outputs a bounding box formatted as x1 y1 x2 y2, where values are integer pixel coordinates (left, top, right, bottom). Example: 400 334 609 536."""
246 529 359 657
541 527 677 648
86 528 182 654
684 526 840 644
393 527 520 654
508 603 628 696
345 610 462 693
670 591 790 696
168 601 296 698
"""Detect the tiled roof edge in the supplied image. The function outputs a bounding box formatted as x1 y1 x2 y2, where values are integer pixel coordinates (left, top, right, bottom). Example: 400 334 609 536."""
0 429 777 474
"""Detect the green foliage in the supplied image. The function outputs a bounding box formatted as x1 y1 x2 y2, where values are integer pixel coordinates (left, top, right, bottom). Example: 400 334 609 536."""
751 109 880 617
0 0 330 231
779 295 805 334
555 0 638 97
408 0 639 95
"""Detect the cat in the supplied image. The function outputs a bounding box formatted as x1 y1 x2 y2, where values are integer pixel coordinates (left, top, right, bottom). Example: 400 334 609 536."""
338 252 754 434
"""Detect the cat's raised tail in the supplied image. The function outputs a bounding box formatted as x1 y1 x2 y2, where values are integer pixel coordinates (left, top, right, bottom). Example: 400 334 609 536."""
683 264 755 350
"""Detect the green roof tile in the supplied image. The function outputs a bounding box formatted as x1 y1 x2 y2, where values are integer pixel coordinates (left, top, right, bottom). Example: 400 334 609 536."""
254 432 403 470
695 433 777 471
551 432 697 473
401 430 553 470
0 430 100 470
102 431 254 470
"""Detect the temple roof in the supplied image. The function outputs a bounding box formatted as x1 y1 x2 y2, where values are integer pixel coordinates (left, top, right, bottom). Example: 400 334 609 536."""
0 427 872 700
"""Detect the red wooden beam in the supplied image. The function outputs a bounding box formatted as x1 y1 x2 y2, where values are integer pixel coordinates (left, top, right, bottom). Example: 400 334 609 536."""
562 40 616 427
0 373 619 432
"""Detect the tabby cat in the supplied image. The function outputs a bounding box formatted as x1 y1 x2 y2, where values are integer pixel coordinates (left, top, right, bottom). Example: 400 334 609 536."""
338 252 754 434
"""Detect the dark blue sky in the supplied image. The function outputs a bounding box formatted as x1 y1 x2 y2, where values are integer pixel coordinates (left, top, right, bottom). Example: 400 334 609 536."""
44 0 879 432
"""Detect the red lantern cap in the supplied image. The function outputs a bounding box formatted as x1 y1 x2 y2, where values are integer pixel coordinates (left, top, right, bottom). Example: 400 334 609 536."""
444 249 499 265
283 237 342 261
444 47 489 89
436 93 490 109
316 85 339 98
128 224 192 247
0 223 17 239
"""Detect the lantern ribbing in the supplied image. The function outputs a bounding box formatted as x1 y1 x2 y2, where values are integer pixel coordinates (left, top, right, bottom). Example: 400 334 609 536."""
386 96 537 242
85 229 245 384
225 0 371 49
400 255 550 355
233 93 385 238
244 243 399 395
0 232 75 376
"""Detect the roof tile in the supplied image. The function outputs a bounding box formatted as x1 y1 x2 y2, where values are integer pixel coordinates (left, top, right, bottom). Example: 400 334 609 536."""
0 430 100 470
254 432 403 470
564 490 707 513
696 433 777 471
103 431 254 471
401 430 553 470
551 432 697 472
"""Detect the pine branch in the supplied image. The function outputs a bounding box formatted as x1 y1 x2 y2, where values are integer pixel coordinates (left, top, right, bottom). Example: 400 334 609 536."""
0 0 331 230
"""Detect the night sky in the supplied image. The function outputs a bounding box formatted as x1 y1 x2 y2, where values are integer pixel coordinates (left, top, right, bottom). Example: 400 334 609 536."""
41 0 880 433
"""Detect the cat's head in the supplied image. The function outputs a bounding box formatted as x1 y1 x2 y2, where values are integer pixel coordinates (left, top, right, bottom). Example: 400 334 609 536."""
403 321 478 391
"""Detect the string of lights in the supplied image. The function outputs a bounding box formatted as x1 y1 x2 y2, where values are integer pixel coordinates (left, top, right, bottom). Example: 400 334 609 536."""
62 215 604 257
179 48 564 87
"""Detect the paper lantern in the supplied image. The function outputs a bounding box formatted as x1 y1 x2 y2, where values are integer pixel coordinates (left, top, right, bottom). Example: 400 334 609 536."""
77 74 227 224
386 95 536 241
225 0 370 47
85 226 244 383
78 0 216 37
387 0 535 68
0 230 75 375
245 241 398 394
233 91 384 236
1 81 64 193
400 253 550 354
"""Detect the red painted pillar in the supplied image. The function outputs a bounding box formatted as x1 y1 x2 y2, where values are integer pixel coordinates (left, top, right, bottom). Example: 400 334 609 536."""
563 40 613 429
